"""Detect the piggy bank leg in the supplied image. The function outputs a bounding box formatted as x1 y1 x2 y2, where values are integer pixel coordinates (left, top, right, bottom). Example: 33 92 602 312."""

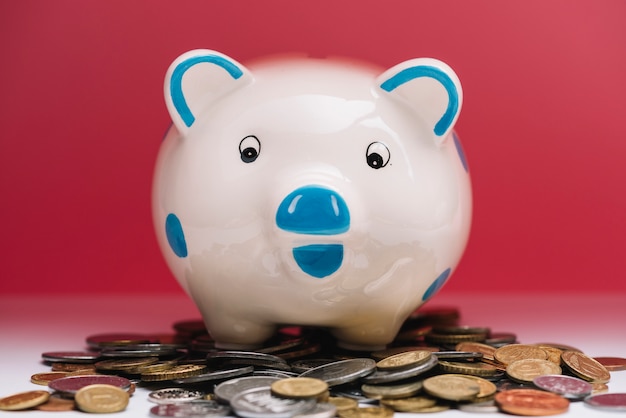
204 316 277 350
331 319 404 351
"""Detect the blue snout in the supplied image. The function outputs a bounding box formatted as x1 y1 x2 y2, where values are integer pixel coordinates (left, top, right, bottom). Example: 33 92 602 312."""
276 185 350 278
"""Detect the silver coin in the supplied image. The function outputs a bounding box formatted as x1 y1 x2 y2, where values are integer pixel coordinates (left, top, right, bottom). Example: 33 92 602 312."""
150 401 231 417
224 358 293 372
584 393 626 411
252 370 299 379
41 351 100 363
173 365 254 384
290 359 336 374
458 400 499 413
298 358 376 387
293 403 337 418
207 351 288 364
49 374 131 395
214 376 281 403
100 348 179 357
533 374 592 399
360 354 438 384
433 351 483 360
230 387 315 418
330 386 377 404
148 388 205 404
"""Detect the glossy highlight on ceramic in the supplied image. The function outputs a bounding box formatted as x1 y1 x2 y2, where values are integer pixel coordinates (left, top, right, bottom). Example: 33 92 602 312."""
152 49 472 350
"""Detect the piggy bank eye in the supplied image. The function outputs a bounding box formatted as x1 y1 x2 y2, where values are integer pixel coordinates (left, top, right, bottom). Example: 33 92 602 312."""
366 142 390 169
239 135 261 163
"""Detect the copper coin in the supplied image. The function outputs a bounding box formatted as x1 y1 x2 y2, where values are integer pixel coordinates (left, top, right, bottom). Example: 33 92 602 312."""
594 356 626 371
86 332 153 348
30 371 69 385
48 374 131 395
52 362 97 372
0 390 50 411
495 389 569 416
36 394 76 411
561 350 611 383
533 374 592 399
584 393 626 411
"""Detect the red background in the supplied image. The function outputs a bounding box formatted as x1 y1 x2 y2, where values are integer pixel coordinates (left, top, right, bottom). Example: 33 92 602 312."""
1 0 625 295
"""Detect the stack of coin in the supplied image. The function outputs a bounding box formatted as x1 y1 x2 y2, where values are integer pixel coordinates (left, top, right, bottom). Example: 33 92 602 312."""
0 305 624 415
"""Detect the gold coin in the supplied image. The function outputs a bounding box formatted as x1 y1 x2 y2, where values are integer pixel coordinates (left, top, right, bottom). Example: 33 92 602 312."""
370 346 438 361
437 360 499 377
423 374 481 401
425 332 487 344
506 358 562 383
35 394 76 411
125 359 178 374
0 390 50 411
361 380 423 399
30 371 69 385
445 374 497 401
380 396 437 412
75 384 129 413
376 350 432 370
535 345 563 364
328 396 358 411
455 342 496 361
338 406 394 418
271 377 329 399
95 357 158 372
494 344 548 366
561 350 611 384
141 364 207 382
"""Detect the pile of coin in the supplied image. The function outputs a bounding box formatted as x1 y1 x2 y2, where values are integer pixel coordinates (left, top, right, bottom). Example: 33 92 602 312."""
1 306 625 416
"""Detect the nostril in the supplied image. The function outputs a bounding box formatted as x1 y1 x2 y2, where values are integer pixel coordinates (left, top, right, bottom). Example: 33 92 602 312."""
276 185 350 235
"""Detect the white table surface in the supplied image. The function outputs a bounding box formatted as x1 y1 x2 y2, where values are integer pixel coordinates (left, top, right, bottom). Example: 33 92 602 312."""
1 292 624 417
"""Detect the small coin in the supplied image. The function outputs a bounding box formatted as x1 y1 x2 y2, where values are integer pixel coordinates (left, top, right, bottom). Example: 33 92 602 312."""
535 345 563 365
35 394 76 411
592 382 609 394
361 354 437 384
370 346 438 361
174 365 254 384
584 393 626 411
455 342 496 360
434 350 484 360
494 344 548 366
0 390 50 411
425 332 487 344
75 384 129 413
290 359 336 374
533 374 593 399
215 376 281 403
506 358 562 383
376 350 432 370
458 400 499 413
438 360 499 377
48 374 131 395
41 351 100 363
86 333 153 348
149 388 205 404
432 325 491 335
230 386 315 418
293 402 337 418
495 389 569 416
141 364 207 382
150 400 231 417
361 380 423 400
95 357 159 371
30 371 69 385
379 396 437 412
51 362 97 372
271 377 329 399
327 396 358 411
485 332 518 346
337 406 394 418
207 350 288 364
448 374 497 400
299 358 376 387
423 374 481 401
593 356 626 372
561 350 611 383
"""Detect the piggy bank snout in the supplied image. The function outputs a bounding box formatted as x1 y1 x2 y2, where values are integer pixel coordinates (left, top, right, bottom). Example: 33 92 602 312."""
276 185 350 278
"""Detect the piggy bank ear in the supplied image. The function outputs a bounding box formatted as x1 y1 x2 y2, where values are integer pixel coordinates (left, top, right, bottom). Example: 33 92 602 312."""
377 58 462 143
164 49 252 134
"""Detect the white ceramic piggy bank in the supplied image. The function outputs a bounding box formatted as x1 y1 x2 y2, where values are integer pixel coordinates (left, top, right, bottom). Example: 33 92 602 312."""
153 49 471 350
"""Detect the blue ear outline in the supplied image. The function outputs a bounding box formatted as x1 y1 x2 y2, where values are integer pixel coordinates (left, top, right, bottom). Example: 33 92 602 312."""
380 65 458 137
170 54 244 128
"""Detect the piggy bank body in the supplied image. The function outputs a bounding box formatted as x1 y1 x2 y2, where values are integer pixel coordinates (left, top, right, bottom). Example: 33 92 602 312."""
153 50 471 350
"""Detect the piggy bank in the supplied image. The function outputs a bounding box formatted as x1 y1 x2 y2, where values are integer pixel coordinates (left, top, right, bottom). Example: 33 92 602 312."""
152 49 471 350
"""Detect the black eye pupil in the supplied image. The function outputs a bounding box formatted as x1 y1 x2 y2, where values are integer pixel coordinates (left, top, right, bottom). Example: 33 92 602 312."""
367 153 383 169
241 147 258 163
